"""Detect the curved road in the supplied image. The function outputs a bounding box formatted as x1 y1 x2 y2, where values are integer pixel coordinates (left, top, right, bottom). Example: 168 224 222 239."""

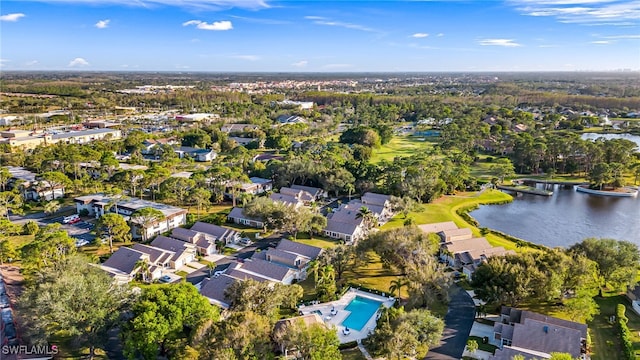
426 285 476 360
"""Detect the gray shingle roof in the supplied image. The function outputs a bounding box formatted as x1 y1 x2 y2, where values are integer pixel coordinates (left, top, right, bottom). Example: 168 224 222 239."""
199 274 237 308
171 227 200 242
131 243 172 264
290 184 323 197
190 222 238 240
361 192 391 206
227 207 263 223
240 258 292 282
102 247 145 275
275 239 322 259
151 235 196 252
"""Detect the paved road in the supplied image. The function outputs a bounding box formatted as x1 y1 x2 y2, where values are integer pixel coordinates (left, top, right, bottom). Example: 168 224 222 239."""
426 285 475 360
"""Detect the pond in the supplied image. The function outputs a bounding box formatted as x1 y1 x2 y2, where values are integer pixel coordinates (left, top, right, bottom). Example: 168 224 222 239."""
470 184 640 248
581 132 640 151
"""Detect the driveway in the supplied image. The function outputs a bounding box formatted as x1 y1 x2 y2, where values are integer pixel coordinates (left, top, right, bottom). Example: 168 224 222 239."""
426 285 475 360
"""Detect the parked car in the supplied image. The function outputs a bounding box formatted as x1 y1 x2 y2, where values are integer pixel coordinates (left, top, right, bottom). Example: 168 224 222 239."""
75 239 90 247
159 275 172 283
63 214 80 224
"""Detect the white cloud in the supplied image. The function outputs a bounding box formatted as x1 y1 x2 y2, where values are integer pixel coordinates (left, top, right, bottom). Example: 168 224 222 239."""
0 13 25 22
25 0 269 11
231 55 260 61
478 38 522 47
591 40 613 44
306 16 377 32
95 19 110 28
292 60 308 67
602 34 640 39
437 33 444 37
411 33 429 38
68 57 90 67
183 19 233 31
510 0 640 25
25 60 39 66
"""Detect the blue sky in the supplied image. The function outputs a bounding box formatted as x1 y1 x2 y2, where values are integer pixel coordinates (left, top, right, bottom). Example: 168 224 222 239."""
1 0 639 71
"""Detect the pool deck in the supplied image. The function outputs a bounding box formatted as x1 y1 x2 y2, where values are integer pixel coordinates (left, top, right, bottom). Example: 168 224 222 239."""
298 288 396 343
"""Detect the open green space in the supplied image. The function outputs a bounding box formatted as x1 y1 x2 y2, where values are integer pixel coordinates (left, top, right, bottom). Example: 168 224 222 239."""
467 335 499 354
369 136 436 163
340 348 367 360
590 294 640 360
294 234 342 249
382 189 521 251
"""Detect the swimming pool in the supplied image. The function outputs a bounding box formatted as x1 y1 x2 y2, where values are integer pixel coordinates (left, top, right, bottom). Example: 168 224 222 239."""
341 296 382 331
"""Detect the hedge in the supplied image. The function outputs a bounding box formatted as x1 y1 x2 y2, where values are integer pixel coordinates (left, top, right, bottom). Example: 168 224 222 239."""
616 304 634 360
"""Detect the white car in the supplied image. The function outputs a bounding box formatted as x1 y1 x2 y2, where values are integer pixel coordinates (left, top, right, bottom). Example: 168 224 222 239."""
75 239 89 247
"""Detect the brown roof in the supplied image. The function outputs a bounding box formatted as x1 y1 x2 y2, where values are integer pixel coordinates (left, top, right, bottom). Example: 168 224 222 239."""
418 221 458 234
444 237 492 254
440 228 473 240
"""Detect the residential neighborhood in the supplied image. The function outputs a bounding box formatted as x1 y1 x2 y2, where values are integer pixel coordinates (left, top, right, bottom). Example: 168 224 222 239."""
0 68 638 360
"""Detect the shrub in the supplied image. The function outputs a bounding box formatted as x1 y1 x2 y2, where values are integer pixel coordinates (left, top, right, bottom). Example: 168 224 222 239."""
616 304 634 360
23 221 39 235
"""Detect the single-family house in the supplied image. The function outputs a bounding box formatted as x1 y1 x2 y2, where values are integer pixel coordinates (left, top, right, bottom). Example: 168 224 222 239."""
131 243 173 270
418 221 459 235
225 177 273 196
100 247 162 283
221 123 260 134
171 227 217 256
6 166 65 201
360 192 394 222
150 235 198 269
440 237 492 267
189 222 242 245
459 247 515 279
232 258 296 284
439 228 473 242
175 146 217 162
626 285 640 315
490 306 588 360
323 204 366 244
141 138 179 154
251 239 323 280
290 184 327 201
199 274 237 309
227 207 265 228
276 115 306 125
269 191 305 208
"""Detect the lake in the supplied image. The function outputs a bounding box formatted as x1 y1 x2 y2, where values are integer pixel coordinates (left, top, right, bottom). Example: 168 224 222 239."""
470 184 640 248
581 132 640 150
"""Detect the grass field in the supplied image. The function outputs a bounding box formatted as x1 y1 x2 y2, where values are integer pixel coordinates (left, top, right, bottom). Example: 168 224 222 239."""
381 189 520 251
340 348 367 360
589 294 640 360
370 136 436 163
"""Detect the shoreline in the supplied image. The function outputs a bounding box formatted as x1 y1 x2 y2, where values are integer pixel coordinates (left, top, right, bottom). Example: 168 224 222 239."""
575 185 639 198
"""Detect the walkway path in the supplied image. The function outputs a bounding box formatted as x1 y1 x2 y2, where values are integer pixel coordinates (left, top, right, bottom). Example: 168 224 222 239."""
426 285 476 359
357 340 374 360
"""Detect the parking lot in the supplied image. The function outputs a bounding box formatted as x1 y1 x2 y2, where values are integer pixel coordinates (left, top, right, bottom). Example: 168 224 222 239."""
19 214 98 246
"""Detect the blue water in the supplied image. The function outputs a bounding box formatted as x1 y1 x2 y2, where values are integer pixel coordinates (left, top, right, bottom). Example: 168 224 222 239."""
341 296 382 331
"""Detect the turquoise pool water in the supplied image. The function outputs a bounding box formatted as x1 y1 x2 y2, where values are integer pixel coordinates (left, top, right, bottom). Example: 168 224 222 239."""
341 296 382 331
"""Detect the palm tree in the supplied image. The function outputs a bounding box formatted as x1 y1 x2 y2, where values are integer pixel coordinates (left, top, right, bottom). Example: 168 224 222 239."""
356 206 377 232
135 259 151 282
307 260 320 286
389 277 410 299
207 262 216 278
317 264 336 286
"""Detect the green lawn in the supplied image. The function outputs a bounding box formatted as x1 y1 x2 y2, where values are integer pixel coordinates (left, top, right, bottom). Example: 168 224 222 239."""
294 234 342 249
382 190 521 251
369 136 436 163
590 294 640 360
467 335 499 354
340 348 367 360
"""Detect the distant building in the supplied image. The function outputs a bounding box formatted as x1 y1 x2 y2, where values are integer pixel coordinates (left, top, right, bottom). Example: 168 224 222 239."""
174 146 217 162
175 113 219 122
227 207 265 228
6 166 65 201
0 128 122 149
74 194 187 240
220 123 260 133
276 115 306 125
